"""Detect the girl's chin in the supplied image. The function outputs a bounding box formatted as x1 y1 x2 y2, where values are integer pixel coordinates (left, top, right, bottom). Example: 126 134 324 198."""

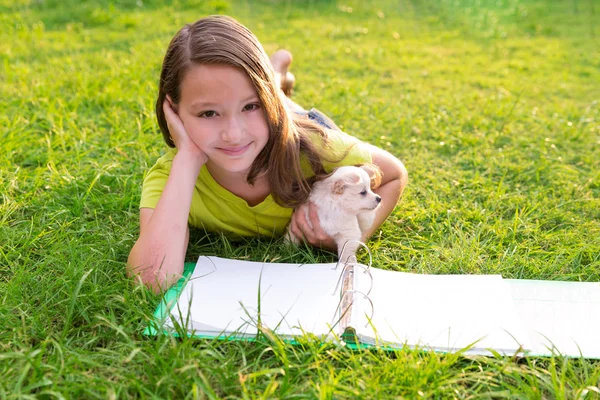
206 159 253 175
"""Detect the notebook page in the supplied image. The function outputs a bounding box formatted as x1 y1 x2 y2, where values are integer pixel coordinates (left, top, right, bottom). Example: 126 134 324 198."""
167 256 343 338
354 269 527 354
505 279 600 358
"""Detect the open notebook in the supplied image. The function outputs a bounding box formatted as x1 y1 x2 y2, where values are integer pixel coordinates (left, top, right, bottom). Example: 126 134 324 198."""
148 253 600 358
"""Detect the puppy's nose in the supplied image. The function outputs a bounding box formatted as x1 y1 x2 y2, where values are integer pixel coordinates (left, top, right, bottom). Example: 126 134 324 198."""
375 195 382 203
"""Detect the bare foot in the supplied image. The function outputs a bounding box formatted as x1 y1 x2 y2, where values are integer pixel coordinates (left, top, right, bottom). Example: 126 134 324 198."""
271 49 292 75
270 49 295 97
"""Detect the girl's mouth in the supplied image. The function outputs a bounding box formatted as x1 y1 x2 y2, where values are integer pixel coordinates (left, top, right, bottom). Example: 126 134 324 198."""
219 143 251 156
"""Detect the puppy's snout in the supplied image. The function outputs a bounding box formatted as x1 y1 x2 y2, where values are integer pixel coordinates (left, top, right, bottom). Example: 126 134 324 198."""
375 195 381 203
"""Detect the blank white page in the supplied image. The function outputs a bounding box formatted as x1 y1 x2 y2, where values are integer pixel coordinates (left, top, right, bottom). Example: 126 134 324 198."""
167 256 343 338
505 279 600 358
354 269 528 355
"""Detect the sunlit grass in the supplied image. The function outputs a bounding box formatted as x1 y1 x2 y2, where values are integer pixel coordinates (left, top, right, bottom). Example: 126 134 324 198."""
1 0 599 397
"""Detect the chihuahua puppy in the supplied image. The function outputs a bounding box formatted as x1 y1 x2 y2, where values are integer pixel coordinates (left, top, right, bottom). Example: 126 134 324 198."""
286 165 382 263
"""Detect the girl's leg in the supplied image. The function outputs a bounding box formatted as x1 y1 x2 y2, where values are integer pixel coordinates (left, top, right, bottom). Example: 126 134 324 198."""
270 50 305 112
270 49 341 130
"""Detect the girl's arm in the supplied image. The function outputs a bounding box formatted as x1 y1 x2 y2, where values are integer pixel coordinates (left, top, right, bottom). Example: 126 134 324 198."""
359 144 408 240
289 144 408 250
127 99 207 293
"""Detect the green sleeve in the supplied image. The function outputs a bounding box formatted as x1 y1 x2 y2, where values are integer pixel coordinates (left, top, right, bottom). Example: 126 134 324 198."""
140 149 177 209
321 129 372 172
302 129 372 175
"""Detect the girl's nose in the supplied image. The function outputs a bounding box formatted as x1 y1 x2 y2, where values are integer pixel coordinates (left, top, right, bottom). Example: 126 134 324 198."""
221 117 244 143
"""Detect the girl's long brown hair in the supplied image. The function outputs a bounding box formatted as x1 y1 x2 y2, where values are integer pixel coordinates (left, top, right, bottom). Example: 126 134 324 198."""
156 15 338 207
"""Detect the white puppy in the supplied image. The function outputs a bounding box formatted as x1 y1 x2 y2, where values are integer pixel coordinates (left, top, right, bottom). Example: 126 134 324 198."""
286 165 382 263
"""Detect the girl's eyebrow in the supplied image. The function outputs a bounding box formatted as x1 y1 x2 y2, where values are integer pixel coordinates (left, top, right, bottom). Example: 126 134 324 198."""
190 101 218 110
238 94 260 104
190 95 259 111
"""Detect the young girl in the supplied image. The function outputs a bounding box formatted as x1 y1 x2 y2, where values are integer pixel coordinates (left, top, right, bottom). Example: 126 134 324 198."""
128 15 408 292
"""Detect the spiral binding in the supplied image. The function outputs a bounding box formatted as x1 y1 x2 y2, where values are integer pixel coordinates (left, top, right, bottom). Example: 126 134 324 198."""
334 240 373 271
330 240 376 334
331 262 374 297
331 289 375 329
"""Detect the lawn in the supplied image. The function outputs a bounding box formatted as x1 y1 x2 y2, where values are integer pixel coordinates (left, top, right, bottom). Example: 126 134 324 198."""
1 0 599 397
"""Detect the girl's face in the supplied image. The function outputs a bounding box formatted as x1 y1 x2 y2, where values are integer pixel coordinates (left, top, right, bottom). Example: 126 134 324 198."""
177 64 270 176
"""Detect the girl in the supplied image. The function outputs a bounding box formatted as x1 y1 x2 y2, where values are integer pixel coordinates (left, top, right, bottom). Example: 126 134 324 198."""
128 15 408 292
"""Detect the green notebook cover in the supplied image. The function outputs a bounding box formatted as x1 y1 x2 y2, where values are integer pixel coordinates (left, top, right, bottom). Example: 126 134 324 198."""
144 259 600 358
143 262 196 337
143 261 369 348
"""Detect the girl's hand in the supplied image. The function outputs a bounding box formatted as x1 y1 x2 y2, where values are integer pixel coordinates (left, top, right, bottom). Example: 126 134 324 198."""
289 202 337 253
163 97 208 164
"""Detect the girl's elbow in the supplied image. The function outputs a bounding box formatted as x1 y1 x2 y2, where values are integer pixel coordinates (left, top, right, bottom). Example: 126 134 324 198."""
394 158 408 195
127 241 168 293
369 145 408 193
127 240 146 278
379 153 408 196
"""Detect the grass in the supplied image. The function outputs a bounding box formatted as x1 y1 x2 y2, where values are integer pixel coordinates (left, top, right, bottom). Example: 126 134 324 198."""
1 0 599 397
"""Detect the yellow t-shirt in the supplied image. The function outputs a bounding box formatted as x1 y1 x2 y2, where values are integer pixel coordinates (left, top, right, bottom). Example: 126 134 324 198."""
140 129 371 238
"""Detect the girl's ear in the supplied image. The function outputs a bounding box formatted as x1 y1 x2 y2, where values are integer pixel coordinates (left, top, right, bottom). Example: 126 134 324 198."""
166 95 179 114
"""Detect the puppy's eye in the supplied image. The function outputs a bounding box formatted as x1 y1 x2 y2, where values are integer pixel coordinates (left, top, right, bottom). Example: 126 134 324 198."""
360 190 367 196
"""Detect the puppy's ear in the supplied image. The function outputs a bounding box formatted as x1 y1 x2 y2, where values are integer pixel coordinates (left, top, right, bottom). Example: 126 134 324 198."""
332 179 345 195
358 163 382 189
346 172 361 184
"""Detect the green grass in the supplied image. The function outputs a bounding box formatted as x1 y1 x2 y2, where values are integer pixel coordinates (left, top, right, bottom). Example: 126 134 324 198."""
1 0 599 397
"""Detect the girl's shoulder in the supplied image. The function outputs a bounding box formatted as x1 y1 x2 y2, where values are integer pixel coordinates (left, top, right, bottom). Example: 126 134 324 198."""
140 148 178 210
298 108 366 153
151 147 178 168
299 122 372 173
319 129 372 171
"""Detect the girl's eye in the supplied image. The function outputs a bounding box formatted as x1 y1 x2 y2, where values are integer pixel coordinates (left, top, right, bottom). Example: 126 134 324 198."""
243 103 260 112
360 190 367 196
199 110 217 118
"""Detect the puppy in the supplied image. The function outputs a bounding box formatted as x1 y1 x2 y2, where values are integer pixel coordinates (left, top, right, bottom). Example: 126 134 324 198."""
286 165 382 263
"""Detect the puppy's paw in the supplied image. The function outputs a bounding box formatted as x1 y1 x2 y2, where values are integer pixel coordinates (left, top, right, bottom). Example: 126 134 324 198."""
357 210 377 233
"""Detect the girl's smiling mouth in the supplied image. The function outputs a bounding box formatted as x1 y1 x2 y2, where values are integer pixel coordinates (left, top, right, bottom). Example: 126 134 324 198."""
218 143 251 156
